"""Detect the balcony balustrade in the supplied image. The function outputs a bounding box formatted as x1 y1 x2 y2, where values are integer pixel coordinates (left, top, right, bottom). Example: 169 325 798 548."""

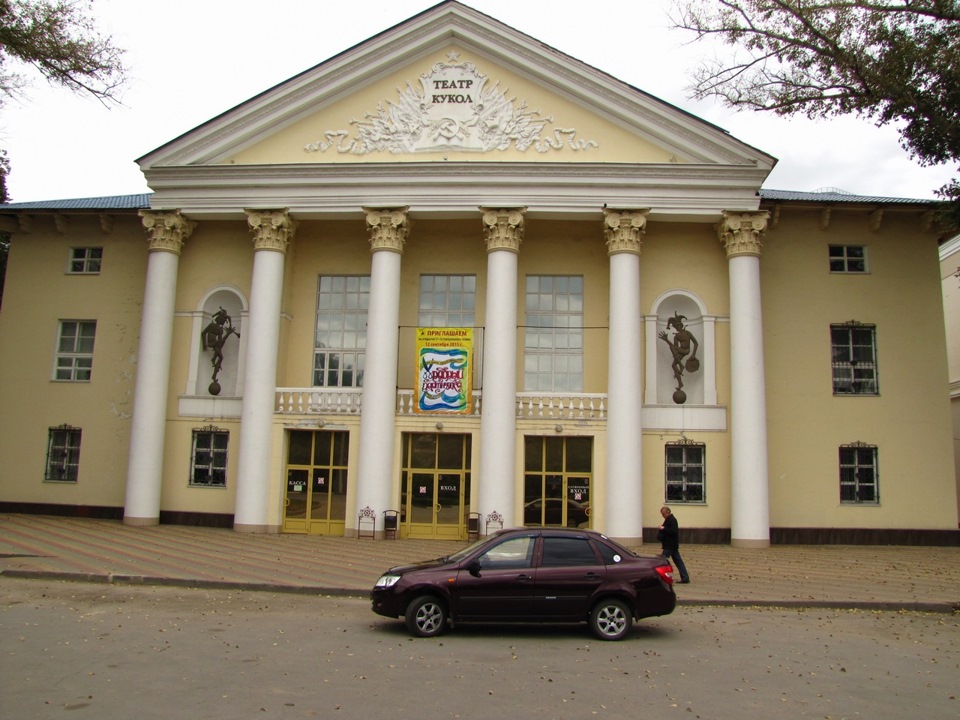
275 388 607 420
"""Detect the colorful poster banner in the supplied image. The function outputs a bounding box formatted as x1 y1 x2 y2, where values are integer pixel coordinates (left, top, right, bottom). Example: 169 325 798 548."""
415 328 473 414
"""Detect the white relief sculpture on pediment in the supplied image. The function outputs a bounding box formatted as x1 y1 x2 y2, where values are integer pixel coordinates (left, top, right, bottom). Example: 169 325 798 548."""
304 54 599 155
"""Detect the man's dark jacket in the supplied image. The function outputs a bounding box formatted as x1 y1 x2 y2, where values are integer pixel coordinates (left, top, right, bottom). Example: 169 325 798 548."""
657 513 680 551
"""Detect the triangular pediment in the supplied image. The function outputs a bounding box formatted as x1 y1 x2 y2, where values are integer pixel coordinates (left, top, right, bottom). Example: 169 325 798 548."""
140 1 771 170
138 1 774 220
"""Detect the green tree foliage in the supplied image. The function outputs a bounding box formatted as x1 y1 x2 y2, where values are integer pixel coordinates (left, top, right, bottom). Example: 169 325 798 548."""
0 0 125 105
0 1 126 306
672 0 960 224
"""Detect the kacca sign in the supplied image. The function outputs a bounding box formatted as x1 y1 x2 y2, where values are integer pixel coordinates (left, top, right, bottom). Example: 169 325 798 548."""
415 328 473 414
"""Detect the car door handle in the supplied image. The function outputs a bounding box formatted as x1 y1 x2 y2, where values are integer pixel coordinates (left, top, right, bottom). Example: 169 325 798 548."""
584 572 601 579
516 574 533 582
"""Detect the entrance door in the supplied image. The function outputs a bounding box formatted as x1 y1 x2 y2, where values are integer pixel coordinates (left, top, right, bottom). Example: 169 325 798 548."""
405 471 466 540
283 430 348 535
401 433 471 540
523 435 592 528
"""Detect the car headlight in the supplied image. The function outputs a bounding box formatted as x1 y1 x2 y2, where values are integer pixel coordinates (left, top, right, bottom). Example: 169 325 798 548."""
374 573 401 588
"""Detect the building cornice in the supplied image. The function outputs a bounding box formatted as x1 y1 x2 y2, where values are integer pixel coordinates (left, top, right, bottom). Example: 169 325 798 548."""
142 161 766 221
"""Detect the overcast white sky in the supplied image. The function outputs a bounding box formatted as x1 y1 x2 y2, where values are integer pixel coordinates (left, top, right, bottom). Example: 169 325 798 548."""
0 0 954 203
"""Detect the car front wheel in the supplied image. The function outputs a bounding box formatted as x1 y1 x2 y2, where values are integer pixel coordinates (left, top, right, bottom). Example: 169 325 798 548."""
589 598 633 641
405 595 448 638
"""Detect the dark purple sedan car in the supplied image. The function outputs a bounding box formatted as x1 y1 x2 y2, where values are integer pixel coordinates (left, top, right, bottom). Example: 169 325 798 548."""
371 527 676 641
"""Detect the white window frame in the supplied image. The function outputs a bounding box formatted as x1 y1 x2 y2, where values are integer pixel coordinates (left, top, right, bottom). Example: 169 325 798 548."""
54 320 96 381
68 247 103 274
417 274 476 327
523 275 584 392
313 275 369 388
829 244 868 273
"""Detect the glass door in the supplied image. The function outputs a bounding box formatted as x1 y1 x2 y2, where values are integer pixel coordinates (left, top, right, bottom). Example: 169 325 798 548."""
401 433 471 539
283 430 349 535
523 435 592 528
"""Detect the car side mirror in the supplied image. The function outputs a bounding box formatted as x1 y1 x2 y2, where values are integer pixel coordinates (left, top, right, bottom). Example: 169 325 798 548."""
467 560 482 578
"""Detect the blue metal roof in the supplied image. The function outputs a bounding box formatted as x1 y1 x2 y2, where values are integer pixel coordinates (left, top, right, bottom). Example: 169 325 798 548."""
759 188 939 205
0 193 152 211
0 189 940 212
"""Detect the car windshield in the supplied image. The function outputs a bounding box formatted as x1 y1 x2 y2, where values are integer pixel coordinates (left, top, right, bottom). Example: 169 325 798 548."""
445 536 493 563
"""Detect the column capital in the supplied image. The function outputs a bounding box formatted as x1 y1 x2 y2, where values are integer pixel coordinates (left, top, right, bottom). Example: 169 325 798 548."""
245 209 297 253
139 210 195 255
719 210 769 258
603 208 648 255
480 207 526 253
363 206 410 253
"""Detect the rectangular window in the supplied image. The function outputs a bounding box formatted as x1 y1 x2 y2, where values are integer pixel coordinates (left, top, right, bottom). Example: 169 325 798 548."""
829 245 867 273
839 443 879 504
314 275 369 387
45 425 81 482
54 320 97 381
68 247 103 274
831 322 878 395
665 440 705 503
523 275 583 392
190 427 228 487
418 275 476 327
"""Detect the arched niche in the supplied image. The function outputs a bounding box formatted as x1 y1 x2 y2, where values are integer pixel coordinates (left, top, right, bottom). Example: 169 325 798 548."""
644 290 716 407
188 287 248 398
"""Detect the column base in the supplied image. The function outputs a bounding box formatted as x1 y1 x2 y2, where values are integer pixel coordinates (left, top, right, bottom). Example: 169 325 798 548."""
123 515 159 527
731 537 771 549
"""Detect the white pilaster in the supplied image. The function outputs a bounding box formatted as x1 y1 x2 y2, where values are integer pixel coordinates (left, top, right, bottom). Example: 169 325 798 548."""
354 207 408 538
234 210 296 533
720 211 771 548
478 208 524 530
603 209 647 544
124 210 195 525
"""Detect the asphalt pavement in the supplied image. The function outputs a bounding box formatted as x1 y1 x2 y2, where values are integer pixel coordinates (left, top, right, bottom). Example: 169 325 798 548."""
1 513 958 612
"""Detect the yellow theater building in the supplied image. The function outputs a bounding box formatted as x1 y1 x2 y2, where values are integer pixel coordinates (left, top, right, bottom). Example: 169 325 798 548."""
0 1 957 546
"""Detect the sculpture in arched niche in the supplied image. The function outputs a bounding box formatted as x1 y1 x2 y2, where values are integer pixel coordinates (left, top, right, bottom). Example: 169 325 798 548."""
649 291 711 406
193 288 246 397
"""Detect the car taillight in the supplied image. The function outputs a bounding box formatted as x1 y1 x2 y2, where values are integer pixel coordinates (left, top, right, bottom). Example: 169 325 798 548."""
655 565 674 586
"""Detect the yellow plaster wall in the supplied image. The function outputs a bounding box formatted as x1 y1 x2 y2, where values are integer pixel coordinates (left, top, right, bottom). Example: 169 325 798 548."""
0 215 146 508
761 208 957 529
225 46 678 166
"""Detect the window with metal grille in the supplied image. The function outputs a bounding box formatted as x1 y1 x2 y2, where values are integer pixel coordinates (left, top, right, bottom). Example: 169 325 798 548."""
831 322 878 395
45 425 81 482
54 320 96 381
523 275 583 392
190 426 228 487
313 275 369 387
665 440 705 503
828 245 868 273
68 247 103 274
839 442 879 504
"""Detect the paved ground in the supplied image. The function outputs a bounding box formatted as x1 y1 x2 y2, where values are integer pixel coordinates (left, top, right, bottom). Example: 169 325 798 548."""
1 513 958 611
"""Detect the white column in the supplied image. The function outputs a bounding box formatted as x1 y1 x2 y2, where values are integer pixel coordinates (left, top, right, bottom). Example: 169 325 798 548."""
354 207 408 538
478 208 524 530
603 209 647 545
720 211 771 548
234 210 296 533
124 211 195 525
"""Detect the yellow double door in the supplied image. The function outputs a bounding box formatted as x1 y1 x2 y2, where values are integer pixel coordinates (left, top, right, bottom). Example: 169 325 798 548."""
403 470 468 540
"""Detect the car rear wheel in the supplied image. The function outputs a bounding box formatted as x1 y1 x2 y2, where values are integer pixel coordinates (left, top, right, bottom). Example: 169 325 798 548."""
405 595 447 638
589 598 633 641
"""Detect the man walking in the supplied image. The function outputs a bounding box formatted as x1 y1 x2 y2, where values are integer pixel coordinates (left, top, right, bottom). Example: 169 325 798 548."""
657 506 690 583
